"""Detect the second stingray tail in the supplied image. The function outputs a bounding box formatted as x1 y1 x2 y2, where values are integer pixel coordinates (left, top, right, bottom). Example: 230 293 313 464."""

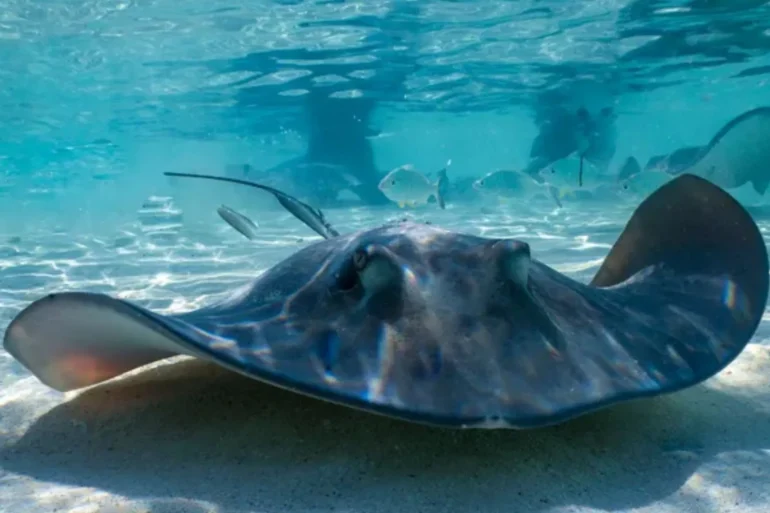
591 173 768 335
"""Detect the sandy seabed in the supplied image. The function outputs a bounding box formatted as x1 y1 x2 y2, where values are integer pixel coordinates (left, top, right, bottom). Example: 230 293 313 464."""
1 198 769 513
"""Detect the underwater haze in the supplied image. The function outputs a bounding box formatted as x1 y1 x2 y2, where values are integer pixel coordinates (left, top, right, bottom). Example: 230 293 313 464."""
2 1 770 512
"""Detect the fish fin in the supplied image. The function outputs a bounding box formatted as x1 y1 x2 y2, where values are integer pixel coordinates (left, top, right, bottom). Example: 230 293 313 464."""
752 174 770 196
617 156 641 182
547 186 563 208
591 174 769 332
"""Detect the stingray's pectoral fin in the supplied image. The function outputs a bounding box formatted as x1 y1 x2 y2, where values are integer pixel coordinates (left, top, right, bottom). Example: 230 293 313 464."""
3 292 201 392
591 174 769 332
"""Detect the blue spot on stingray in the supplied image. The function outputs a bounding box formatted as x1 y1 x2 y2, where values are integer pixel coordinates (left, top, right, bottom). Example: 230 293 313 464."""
316 331 341 375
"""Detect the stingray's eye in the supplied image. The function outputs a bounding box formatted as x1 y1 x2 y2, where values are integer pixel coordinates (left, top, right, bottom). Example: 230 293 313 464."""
478 180 484 186
391 179 396 185
335 249 368 293
622 183 629 190
353 249 368 270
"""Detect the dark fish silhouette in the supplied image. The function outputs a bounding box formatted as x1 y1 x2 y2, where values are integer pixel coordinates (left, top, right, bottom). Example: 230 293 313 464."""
4 174 767 429
616 156 642 183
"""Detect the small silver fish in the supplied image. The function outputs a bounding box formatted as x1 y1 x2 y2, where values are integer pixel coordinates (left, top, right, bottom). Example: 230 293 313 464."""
473 169 562 208
217 205 260 240
378 163 449 209
538 160 609 200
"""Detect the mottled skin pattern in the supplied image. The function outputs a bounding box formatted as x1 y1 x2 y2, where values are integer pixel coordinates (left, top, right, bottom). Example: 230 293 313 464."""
165 223 761 427
4 175 768 429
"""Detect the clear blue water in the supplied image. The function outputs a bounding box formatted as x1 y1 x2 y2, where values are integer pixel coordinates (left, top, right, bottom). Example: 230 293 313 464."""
1 1 770 512
1 0 769 225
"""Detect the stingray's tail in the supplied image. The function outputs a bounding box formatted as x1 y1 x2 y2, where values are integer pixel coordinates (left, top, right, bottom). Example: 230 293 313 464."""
591 174 769 336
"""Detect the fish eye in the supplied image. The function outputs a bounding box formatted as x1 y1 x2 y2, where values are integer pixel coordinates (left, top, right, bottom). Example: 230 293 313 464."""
391 179 396 185
622 184 628 190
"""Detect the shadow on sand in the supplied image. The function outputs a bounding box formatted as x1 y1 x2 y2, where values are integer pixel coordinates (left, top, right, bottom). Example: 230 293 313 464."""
2 346 770 513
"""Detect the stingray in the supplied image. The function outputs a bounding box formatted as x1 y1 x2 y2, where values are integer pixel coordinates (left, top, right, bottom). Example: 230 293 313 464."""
645 106 770 195
3 173 768 429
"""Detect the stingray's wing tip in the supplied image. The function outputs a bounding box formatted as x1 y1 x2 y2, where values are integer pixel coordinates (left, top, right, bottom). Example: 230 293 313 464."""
3 292 186 392
593 173 769 327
